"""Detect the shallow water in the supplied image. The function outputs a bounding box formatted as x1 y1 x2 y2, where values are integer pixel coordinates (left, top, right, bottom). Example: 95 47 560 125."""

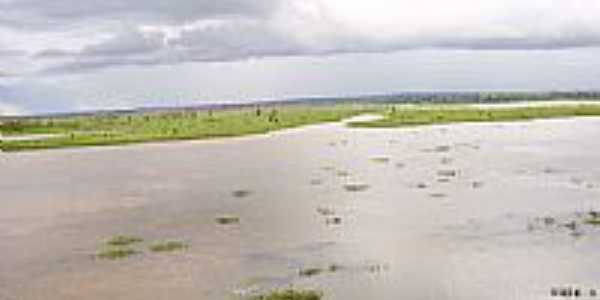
2 117 600 300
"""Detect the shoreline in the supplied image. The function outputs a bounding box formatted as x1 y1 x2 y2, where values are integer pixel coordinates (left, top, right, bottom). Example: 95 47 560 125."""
2 102 600 152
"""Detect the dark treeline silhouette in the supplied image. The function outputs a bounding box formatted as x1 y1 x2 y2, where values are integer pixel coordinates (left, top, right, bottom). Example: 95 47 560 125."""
2 91 600 121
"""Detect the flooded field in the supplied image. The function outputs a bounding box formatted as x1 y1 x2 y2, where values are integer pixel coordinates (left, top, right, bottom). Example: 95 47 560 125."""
2 117 600 300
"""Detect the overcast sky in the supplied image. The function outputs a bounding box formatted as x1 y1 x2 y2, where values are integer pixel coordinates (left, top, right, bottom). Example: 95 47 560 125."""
1 0 600 115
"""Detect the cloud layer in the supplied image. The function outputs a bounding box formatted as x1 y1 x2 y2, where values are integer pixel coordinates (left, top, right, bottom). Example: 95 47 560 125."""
2 0 600 73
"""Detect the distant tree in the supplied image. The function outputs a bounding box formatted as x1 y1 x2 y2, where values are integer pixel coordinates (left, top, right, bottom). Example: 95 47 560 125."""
268 109 279 123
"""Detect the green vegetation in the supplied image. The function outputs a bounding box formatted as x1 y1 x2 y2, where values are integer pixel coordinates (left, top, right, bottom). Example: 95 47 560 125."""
105 235 144 246
252 289 323 300
0 105 377 151
93 235 144 260
4 103 600 151
95 247 139 260
149 240 189 252
349 104 600 128
584 217 600 225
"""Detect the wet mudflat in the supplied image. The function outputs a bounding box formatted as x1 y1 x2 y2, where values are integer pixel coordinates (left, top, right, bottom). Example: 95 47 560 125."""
2 117 600 300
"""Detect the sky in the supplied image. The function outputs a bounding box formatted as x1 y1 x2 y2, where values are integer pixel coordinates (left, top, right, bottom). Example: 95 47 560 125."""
1 0 600 115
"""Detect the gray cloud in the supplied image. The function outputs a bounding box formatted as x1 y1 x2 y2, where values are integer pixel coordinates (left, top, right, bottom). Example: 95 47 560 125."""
36 19 314 73
0 79 75 115
3 0 600 73
0 49 25 58
0 0 281 28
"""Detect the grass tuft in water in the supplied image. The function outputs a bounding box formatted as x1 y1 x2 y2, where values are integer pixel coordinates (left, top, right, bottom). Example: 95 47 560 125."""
326 216 342 225
298 267 324 277
316 207 336 216
95 247 139 260
216 215 240 225
232 190 252 198
343 183 370 192
437 170 458 177
370 156 391 163
105 235 143 246
149 240 188 253
252 289 323 300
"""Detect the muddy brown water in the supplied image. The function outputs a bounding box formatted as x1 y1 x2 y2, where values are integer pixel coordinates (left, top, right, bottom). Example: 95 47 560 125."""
2 117 600 300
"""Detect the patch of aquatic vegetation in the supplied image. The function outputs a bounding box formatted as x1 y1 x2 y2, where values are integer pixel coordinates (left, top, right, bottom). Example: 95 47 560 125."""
422 145 452 153
297 261 388 278
325 216 342 225
94 235 190 260
316 207 342 225
94 235 144 260
316 207 336 216
105 235 143 246
216 215 241 225
369 156 391 163
1 104 380 151
349 104 600 128
309 179 323 186
251 289 323 300
233 190 252 198
440 157 453 165
528 211 600 237
415 182 429 189
298 267 324 277
343 183 370 192
298 263 345 278
149 240 189 253
321 166 335 172
437 170 458 177
584 213 600 225
336 170 350 177
429 193 447 198
471 181 484 188
95 247 139 260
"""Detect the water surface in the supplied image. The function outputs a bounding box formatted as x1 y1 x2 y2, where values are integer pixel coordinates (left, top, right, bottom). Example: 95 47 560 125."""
2 117 600 299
